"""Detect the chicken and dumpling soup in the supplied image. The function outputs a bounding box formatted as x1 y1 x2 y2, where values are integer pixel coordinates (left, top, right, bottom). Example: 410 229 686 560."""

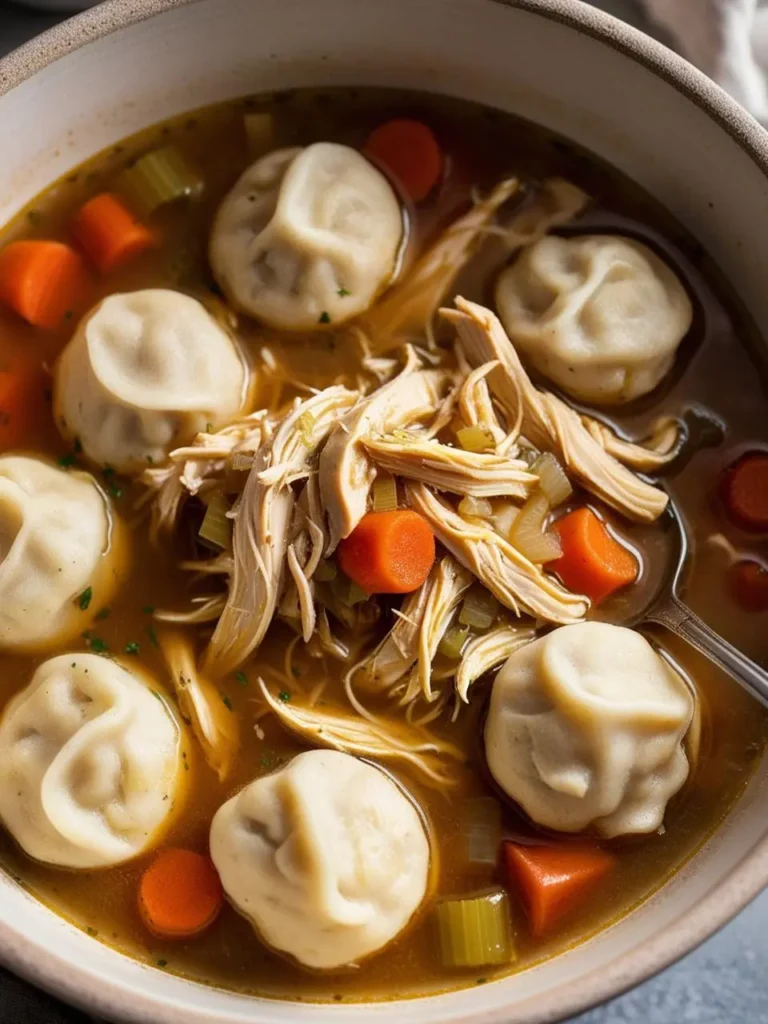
0 88 765 1002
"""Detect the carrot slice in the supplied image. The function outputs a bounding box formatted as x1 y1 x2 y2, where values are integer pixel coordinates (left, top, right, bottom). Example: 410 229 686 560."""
138 848 223 939
72 193 155 274
551 507 638 605
719 451 768 532
504 842 616 938
337 509 436 594
0 240 88 329
728 559 768 612
0 361 48 451
365 119 443 202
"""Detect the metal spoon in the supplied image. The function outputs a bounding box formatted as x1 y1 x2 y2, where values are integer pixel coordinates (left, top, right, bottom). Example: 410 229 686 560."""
637 499 768 709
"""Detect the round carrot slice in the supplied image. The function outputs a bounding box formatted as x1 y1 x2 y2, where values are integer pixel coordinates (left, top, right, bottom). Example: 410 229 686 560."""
138 848 223 939
552 507 638 605
365 119 443 203
338 509 436 594
719 451 768 532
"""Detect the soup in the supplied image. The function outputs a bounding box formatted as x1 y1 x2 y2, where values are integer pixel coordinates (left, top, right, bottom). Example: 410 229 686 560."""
0 87 765 1003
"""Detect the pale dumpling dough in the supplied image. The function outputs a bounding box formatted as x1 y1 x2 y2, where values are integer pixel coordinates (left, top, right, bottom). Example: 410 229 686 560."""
0 456 122 649
485 622 694 837
0 655 184 868
495 235 693 403
54 289 247 472
210 750 430 969
209 143 403 329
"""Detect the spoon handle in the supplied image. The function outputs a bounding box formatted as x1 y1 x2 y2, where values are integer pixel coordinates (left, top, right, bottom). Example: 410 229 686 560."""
647 597 768 709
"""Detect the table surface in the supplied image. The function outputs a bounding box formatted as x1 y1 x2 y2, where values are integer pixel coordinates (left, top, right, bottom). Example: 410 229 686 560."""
0 1 767 1022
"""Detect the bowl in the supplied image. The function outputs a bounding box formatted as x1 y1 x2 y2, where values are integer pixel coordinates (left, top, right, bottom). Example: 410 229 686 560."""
0 1 767 1021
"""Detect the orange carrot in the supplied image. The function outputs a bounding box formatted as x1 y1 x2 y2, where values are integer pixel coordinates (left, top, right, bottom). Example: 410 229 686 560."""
72 193 154 274
728 559 768 612
504 842 616 938
338 509 436 594
719 451 768 532
0 240 88 329
365 119 443 202
552 507 638 605
138 848 223 939
0 362 47 451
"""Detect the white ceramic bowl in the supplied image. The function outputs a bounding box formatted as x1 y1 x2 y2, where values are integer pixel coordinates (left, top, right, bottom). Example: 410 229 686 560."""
1 1 767 1021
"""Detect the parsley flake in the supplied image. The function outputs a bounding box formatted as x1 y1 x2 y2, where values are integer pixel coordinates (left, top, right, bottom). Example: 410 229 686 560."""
235 671 248 687
108 483 124 500
206 421 214 433
278 690 291 703
58 452 76 469
95 607 111 621
145 624 159 649
82 632 109 654
86 926 98 937
222 695 233 711
124 641 140 655
337 287 350 297
77 587 93 611
318 311 331 324
156 959 168 968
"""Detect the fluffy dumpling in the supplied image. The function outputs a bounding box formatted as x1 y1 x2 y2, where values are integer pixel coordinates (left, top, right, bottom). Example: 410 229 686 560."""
54 289 248 472
0 655 185 868
209 143 403 329
0 456 124 650
210 750 431 969
495 235 693 404
485 622 694 837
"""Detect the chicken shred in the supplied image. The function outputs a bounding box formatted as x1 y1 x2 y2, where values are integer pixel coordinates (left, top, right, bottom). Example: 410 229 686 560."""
454 623 536 701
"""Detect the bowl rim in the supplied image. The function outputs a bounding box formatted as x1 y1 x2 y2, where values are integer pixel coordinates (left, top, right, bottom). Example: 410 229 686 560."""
0 1 767 1022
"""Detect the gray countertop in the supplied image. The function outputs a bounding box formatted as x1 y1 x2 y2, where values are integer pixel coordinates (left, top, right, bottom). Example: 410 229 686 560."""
0 1 766 1022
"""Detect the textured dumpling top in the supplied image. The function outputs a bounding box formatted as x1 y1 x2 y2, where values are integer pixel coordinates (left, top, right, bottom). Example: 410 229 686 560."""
209 143 403 329
495 235 692 404
210 749 431 969
0 456 123 650
54 289 248 472
0 655 185 868
485 622 694 837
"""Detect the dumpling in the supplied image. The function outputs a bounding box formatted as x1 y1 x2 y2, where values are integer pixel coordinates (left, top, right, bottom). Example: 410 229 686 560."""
485 622 694 837
54 289 248 472
495 235 693 404
209 143 403 329
210 749 431 969
0 456 125 650
0 654 185 868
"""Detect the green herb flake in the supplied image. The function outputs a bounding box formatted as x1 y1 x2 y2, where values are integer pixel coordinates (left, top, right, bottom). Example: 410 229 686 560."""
124 641 140 655
108 483 124 500
102 466 115 480
142 605 155 615
156 959 168 968
222 695 233 711
260 753 274 769
77 587 93 611
235 671 248 687
82 631 109 654
86 926 98 938
476 978 487 985
57 452 76 469
73 437 83 454
318 311 331 324
278 690 291 703
337 287 350 297
146 454 154 465
206 422 214 433
95 607 111 621
145 625 160 649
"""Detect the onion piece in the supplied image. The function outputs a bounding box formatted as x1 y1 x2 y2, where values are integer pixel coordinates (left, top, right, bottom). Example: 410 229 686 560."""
464 797 503 866
372 473 398 512
433 890 514 968
508 491 562 563
459 587 499 630
458 495 493 519
199 492 231 551
491 503 519 539
117 146 203 216
532 452 572 506
456 425 495 453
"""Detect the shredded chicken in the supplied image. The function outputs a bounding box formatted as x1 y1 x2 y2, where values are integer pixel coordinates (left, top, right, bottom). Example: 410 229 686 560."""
582 414 683 471
359 178 520 352
351 581 434 693
320 349 452 551
258 679 464 788
458 360 514 450
407 482 589 623
363 433 535 500
204 387 359 676
397 556 474 705
454 624 536 701
444 298 670 522
496 177 588 248
159 629 239 780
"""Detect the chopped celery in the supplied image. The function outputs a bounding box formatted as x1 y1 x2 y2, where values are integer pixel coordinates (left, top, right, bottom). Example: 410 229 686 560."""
458 495 492 519
459 587 499 630
244 112 275 155
464 797 502 866
199 492 231 550
509 491 562 564
492 503 519 539
118 146 203 217
332 574 369 606
532 452 572 506
456 425 495 453
314 560 338 583
438 625 470 660
373 474 398 512
434 890 514 968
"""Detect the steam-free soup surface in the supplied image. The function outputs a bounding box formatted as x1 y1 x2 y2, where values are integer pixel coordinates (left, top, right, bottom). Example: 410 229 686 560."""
0 88 765 1002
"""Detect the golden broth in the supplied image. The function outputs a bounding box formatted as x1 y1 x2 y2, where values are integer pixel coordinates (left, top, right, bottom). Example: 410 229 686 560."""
0 87 765 1002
